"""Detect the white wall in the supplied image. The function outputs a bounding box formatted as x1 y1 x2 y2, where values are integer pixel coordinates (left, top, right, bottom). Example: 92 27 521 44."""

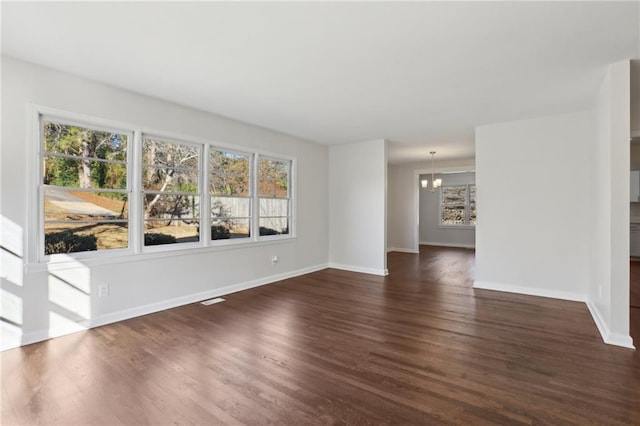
1 57 329 350
387 163 418 253
387 159 475 253
475 111 592 301
419 172 475 248
588 61 632 348
329 139 387 275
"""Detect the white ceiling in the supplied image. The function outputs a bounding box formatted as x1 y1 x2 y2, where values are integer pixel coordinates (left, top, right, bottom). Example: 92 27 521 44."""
2 2 639 163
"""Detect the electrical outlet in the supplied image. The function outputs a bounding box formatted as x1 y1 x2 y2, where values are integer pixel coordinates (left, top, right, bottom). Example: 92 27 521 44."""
98 283 110 297
271 255 279 265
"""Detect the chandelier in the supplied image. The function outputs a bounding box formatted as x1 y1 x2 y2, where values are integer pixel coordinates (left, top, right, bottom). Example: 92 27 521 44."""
420 151 442 192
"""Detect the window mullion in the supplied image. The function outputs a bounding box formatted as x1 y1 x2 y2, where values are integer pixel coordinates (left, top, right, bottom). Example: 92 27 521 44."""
251 154 259 241
131 130 142 254
36 116 45 263
202 144 211 246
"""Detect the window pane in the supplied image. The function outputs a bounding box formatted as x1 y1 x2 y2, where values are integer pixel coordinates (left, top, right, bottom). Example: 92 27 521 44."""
470 206 477 225
43 156 127 189
143 139 199 169
142 165 198 193
43 122 127 161
442 186 466 206
209 150 250 175
259 218 289 236
442 206 466 225
470 185 476 203
259 198 288 217
211 197 250 218
143 194 200 220
210 219 250 240
45 222 128 254
45 189 128 221
144 220 199 245
258 158 289 198
209 174 250 196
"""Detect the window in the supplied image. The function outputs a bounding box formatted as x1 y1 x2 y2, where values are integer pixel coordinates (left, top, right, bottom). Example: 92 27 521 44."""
41 119 130 255
37 111 295 261
469 184 477 225
209 149 251 240
142 137 201 246
440 184 476 226
258 157 291 236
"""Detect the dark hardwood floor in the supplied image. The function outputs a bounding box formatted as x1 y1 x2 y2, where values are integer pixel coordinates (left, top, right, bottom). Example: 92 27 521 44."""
3 246 640 425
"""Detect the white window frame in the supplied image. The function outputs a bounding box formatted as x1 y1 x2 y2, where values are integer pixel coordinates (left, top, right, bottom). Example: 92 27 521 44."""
438 184 476 229
31 106 296 267
140 134 204 253
208 147 254 245
256 155 294 241
37 114 135 262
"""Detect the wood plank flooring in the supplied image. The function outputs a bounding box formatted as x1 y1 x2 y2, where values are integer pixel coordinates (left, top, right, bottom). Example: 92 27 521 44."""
3 246 640 425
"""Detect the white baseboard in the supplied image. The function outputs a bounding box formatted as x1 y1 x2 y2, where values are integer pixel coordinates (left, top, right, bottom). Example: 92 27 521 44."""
472 280 586 302
473 281 635 350
420 241 475 249
386 247 419 254
328 262 389 276
2 263 329 351
586 301 635 349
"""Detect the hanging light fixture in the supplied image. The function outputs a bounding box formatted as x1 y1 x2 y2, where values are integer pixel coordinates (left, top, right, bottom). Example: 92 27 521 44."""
421 151 442 192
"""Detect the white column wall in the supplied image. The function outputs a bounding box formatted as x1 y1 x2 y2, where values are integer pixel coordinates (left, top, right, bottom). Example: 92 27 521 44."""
329 139 388 275
588 61 633 348
387 164 419 253
474 111 592 301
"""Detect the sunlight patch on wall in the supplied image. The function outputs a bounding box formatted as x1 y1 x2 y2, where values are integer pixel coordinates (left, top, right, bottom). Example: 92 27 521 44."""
47 255 92 338
1 215 25 350
47 258 91 321
2 249 24 287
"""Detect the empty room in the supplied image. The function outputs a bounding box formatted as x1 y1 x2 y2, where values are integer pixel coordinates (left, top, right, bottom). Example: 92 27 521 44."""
2 2 640 425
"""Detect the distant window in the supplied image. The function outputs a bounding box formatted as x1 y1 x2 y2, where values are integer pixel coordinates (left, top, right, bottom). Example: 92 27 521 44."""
258 157 291 237
440 184 476 227
41 119 130 255
142 137 201 246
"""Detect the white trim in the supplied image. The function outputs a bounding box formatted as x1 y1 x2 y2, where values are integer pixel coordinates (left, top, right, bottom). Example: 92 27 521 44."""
328 263 389 276
2 263 329 351
420 241 475 249
386 247 419 254
256 155 294 240
472 280 586 302
466 281 635 350
437 224 475 230
586 301 635 349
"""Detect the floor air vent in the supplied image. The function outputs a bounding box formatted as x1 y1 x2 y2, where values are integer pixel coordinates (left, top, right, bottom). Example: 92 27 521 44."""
201 297 225 306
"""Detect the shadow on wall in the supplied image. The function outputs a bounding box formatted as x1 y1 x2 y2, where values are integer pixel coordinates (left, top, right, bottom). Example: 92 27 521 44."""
1 215 94 351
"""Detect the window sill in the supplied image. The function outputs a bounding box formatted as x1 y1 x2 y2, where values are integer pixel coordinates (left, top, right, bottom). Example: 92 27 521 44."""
28 236 296 273
437 224 476 230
